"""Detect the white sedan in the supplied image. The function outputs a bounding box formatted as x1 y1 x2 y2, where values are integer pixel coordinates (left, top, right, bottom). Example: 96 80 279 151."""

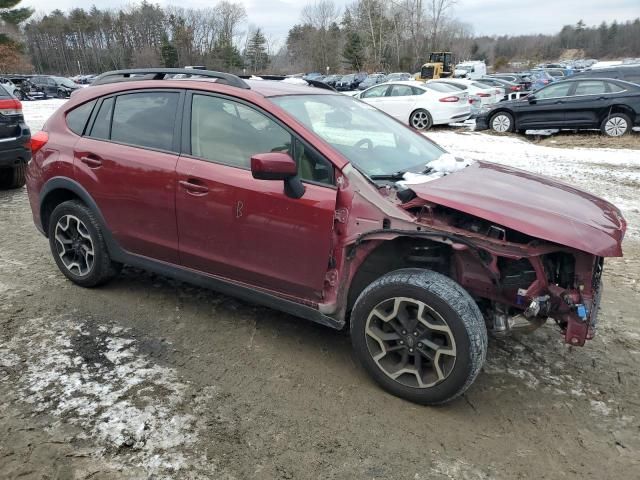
354 81 471 130
428 79 499 106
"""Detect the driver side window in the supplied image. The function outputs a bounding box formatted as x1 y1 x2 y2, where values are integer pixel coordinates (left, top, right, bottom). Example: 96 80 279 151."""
361 85 389 99
534 83 573 100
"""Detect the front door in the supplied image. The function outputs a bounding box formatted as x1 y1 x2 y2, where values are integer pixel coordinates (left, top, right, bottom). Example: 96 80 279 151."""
74 90 182 263
515 82 575 128
176 92 337 300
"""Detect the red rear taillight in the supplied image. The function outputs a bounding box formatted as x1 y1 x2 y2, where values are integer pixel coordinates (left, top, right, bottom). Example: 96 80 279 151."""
30 131 49 154
439 96 460 102
0 98 22 115
510 86 521 91
477 92 490 97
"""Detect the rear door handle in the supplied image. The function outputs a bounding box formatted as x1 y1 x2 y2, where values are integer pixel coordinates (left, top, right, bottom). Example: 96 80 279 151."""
80 155 102 168
179 179 209 195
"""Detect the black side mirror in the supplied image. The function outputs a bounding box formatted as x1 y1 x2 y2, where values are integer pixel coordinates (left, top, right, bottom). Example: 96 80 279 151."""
527 94 537 104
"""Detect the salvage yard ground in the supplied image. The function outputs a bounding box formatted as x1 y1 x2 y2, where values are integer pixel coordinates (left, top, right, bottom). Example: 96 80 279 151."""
1 99 639 479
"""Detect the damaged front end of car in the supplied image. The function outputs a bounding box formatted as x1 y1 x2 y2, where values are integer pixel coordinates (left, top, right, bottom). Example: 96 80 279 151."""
327 159 625 348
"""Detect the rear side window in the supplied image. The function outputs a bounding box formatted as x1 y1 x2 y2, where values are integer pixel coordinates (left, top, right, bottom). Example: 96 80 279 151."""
0 84 9 97
607 82 625 93
574 81 607 95
389 85 415 97
111 92 178 151
427 82 460 93
66 100 96 135
89 97 114 140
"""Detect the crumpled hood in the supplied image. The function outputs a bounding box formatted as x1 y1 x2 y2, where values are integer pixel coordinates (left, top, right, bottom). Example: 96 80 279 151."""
409 161 626 257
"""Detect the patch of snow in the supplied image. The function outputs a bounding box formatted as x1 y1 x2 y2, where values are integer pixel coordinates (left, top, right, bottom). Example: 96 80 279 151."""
5 315 224 478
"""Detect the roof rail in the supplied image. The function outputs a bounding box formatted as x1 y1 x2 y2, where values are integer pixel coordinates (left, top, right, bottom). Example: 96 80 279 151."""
238 74 337 92
91 68 250 89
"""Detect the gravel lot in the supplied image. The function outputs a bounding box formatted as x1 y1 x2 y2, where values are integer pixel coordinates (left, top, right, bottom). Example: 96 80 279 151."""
1 99 639 479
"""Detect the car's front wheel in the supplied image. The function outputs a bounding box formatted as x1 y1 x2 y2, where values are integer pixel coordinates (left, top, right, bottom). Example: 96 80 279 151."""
48 200 122 287
601 113 631 137
350 269 487 405
490 111 514 133
409 109 433 130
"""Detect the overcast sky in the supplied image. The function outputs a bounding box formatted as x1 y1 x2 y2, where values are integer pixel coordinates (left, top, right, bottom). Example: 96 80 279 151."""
21 0 640 43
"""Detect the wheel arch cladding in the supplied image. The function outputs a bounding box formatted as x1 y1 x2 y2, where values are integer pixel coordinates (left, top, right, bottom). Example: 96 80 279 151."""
40 178 106 239
605 104 634 120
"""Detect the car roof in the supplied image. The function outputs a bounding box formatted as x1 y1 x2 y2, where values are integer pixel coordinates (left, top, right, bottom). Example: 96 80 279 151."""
244 79 336 97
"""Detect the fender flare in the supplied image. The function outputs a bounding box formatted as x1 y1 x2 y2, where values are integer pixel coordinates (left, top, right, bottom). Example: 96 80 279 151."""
39 177 127 261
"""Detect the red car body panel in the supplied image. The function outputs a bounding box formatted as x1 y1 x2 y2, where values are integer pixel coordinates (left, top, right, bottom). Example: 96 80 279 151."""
175 156 337 300
73 137 180 264
409 162 625 257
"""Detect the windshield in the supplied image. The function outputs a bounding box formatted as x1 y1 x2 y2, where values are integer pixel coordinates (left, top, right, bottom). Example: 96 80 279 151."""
457 65 474 72
272 94 445 178
55 77 77 88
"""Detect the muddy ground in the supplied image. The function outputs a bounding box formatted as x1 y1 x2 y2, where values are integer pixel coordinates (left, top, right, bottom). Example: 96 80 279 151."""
1 104 640 479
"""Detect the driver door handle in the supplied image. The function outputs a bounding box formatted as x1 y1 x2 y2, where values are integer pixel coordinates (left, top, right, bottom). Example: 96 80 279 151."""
179 179 209 195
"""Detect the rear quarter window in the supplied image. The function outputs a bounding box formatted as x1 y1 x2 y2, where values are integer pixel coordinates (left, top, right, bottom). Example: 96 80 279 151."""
0 84 9 98
66 100 97 135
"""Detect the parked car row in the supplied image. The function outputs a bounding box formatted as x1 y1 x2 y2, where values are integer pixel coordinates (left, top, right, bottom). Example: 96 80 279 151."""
475 77 640 137
0 74 82 100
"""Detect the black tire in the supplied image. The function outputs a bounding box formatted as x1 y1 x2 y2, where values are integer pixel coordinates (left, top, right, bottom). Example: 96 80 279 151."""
15 90 25 101
48 200 122 287
56 89 66 99
489 111 514 133
600 113 631 137
409 109 433 130
0 164 27 189
350 268 487 405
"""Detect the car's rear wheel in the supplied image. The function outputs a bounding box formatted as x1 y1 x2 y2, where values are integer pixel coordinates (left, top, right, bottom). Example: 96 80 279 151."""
350 269 487 405
56 89 66 99
601 113 631 137
409 109 433 130
0 164 27 189
490 112 514 133
14 90 26 101
48 200 122 287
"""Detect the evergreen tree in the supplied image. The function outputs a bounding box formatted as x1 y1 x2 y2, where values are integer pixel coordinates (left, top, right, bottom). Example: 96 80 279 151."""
343 31 364 70
160 34 178 68
245 28 269 73
0 0 33 44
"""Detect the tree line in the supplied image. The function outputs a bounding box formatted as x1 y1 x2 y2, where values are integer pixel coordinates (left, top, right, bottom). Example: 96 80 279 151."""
8 0 640 75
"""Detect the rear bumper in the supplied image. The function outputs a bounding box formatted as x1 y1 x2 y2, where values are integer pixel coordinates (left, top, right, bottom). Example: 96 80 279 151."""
0 125 31 168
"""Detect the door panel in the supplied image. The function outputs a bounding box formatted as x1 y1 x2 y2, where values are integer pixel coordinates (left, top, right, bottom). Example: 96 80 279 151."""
176 157 337 300
176 92 337 301
74 137 180 263
516 82 574 128
561 81 610 127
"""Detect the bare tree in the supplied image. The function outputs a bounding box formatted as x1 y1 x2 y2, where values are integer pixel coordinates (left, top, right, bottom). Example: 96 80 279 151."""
428 0 457 49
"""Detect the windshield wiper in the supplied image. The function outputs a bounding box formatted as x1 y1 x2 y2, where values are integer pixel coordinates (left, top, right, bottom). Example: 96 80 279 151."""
369 171 407 181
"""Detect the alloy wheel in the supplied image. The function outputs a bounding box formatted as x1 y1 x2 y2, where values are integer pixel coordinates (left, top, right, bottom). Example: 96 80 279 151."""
365 297 457 388
604 117 628 137
410 111 431 130
54 215 95 276
492 114 511 132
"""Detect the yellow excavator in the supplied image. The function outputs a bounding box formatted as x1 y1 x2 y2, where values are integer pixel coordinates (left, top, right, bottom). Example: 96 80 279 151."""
418 52 454 80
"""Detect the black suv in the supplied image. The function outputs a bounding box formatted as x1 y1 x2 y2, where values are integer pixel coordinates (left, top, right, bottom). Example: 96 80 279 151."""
0 84 30 189
30 75 81 98
573 66 640 85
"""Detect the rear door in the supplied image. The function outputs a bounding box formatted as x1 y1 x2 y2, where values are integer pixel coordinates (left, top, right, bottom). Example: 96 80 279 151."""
73 90 182 263
561 80 611 128
515 82 574 128
175 92 338 300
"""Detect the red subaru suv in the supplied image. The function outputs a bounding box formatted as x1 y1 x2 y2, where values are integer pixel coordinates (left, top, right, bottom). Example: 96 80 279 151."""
26 69 626 405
